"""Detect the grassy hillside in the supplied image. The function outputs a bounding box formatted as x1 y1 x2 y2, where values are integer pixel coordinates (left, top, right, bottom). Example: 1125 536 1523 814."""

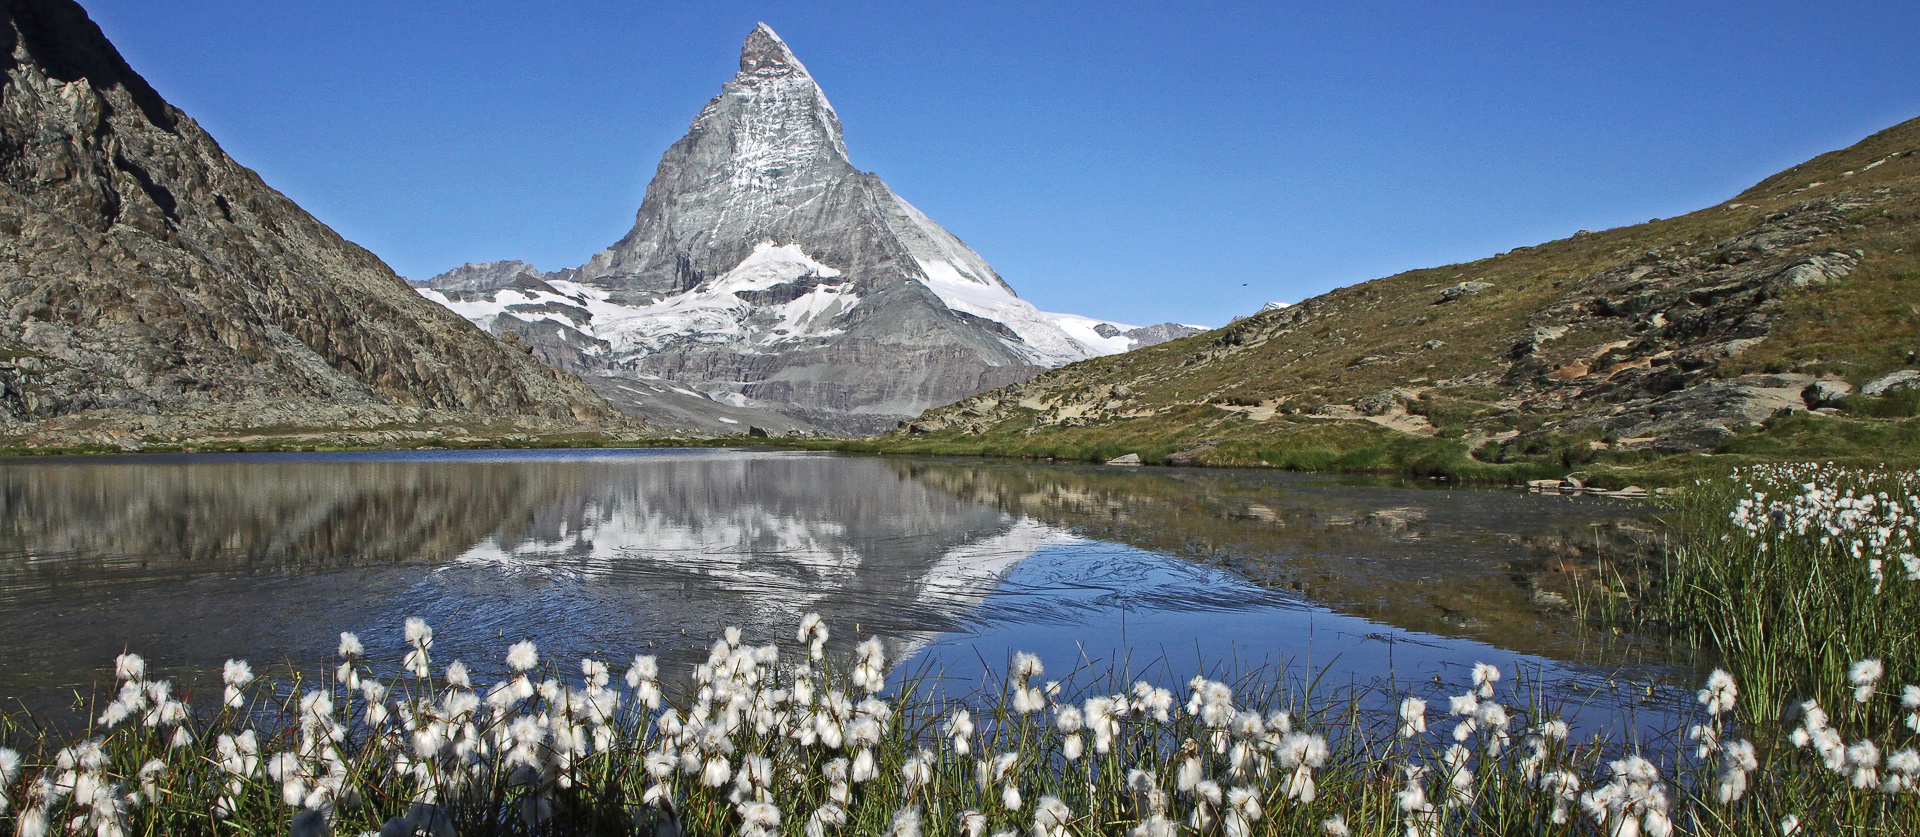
862 116 1920 485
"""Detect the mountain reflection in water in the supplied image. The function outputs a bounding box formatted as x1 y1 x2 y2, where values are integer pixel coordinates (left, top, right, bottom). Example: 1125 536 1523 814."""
0 449 1681 724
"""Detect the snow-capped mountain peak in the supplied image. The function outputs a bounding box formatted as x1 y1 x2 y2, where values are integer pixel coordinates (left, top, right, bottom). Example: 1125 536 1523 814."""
418 24 1204 434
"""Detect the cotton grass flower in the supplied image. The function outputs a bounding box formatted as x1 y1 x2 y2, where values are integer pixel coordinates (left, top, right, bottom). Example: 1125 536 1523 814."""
1471 662 1501 698
1222 786 1262 837
945 708 975 756
1034 796 1071 837
1540 769 1581 824
1448 692 1479 743
1009 653 1047 713
1128 680 1175 722
1126 769 1168 821
1580 755 1673 837
1398 696 1428 738
1697 669 1737 717
506 640 539 672
114 653 144 682
1850 659 1885 702
221 658 254 708
1187 780 1223 834
1716 740 1759 803
0 747 19 814
805 802 847 837
958 809 988 837
850 637 887 693
1278 730 1328 802
738 799 780 837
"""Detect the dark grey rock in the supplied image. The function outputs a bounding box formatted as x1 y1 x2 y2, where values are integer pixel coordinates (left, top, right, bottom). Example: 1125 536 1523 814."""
1803 379 1853 406
1603 374 1813 451
1437 281 1494 303
1356 388 1416 416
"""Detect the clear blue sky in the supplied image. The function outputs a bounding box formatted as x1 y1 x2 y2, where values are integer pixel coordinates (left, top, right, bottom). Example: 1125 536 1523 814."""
82 1 1920 328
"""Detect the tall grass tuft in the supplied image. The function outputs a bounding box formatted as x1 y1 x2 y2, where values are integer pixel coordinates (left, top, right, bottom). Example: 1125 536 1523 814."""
1655 463 1920 724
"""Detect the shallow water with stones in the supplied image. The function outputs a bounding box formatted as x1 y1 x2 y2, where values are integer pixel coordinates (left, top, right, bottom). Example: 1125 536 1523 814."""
0 448 1693 734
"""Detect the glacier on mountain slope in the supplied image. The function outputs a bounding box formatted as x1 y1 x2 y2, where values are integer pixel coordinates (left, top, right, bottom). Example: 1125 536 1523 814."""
418 241 1152 363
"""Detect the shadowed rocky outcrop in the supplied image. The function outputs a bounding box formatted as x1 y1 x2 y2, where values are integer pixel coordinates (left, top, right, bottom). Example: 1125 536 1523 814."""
0 0 619 445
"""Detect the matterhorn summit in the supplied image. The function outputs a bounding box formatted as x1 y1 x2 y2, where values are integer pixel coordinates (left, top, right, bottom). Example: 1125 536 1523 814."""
421 23 1192 434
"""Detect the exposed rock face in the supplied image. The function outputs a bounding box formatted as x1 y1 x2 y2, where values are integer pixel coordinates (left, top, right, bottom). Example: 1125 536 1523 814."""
419 25 1163 435
1113 322 1206 347
0 0 616 439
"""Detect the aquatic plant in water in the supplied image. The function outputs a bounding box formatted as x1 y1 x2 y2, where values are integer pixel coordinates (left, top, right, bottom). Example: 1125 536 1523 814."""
0 615 1916 835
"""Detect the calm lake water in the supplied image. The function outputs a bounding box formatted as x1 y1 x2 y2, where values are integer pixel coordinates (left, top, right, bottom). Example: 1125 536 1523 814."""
0 448 1689 731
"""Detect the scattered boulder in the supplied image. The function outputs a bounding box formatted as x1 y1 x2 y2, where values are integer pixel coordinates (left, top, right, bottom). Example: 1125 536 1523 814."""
1105 453 1143 465
1356 388 1417 416
1803 379 1853 406
1863 370 1920 396
747 425 771 438
1163 444 1215 466
1423 340 1445 350
1110 384 1134 398
1766 251 1858 291
1437 281 1494 303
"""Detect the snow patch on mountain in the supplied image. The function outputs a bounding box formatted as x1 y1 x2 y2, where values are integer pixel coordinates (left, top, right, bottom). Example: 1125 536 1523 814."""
912 257 1129 365
419 242 864 358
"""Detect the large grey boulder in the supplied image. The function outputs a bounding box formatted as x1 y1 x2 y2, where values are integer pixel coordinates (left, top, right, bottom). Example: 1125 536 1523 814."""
1437 281 1494 302
1863 370 1920 396
1803 378 1853 405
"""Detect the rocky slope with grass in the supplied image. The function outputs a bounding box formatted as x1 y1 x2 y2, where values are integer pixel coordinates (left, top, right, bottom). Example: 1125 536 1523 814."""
883 116 1920 480
0 0 626 451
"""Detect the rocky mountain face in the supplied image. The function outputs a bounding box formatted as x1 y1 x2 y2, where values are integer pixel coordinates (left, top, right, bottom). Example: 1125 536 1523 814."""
419 24 1191 435
894 115 1920 472
0 0 620 449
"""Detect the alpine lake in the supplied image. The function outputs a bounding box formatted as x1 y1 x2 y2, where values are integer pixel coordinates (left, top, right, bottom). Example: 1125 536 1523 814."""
0 449 1695 734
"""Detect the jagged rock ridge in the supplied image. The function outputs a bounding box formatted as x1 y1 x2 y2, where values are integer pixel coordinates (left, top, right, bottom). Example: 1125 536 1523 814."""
0 0 617 443
420 24 1192 435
